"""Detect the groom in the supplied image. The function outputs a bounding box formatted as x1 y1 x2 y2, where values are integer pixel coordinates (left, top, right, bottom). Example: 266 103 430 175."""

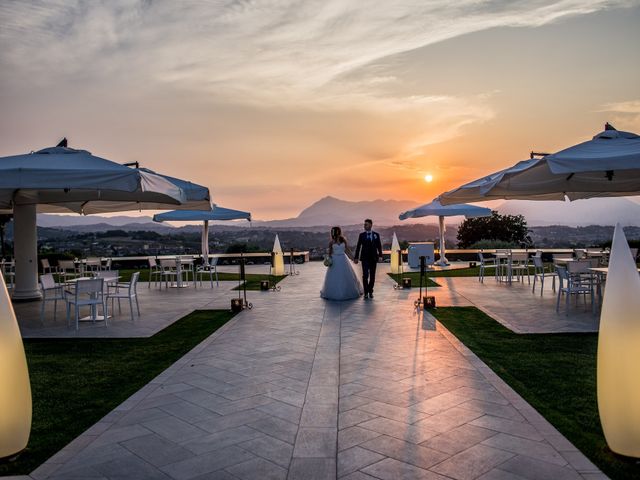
354 218 383 299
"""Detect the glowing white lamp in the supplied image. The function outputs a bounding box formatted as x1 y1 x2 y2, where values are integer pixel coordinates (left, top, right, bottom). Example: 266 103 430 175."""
271 234 285 276
597 223 640 458
390 232 401 274
0 274 32 458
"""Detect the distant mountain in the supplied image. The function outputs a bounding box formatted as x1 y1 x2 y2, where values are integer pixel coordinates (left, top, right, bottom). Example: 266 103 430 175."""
496 197 640 227
37 214 159 228
255 196 420 227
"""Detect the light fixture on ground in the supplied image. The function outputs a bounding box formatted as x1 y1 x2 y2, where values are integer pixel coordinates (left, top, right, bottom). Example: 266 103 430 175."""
0 275 31 459
271 235 285 276
597 223 640 458
390 232 401 274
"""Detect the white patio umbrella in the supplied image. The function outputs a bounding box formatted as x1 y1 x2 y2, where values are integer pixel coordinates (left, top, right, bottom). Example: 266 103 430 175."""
0 142 210 299
399 199 491 266
153 206 252 261
439 125 640 205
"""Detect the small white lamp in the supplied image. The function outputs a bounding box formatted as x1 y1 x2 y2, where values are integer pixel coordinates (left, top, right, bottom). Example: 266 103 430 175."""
271 234 285 276
597 223 640 458
0 274 32 458
390 233 401 274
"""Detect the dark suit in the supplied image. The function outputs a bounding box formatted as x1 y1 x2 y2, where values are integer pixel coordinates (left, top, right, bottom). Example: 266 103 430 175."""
355 231 383 295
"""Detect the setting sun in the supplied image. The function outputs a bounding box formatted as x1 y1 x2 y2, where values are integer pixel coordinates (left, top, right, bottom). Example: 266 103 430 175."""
424 174 433 183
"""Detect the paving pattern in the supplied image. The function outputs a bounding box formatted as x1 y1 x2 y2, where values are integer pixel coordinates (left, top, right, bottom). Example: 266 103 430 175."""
25 263 605 479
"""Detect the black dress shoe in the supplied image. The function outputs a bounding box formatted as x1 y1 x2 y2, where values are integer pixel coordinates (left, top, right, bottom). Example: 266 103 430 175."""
369 292 374 299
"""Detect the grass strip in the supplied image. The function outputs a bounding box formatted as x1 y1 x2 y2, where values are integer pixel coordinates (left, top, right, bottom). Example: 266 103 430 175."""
386 272 440 287
432 306 640 480
0 309 234 476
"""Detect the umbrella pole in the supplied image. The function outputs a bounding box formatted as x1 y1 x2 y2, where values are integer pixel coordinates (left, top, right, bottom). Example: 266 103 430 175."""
437 216 448 267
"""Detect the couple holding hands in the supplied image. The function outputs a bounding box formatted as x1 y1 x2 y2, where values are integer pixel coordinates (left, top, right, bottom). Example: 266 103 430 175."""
320 218 383 301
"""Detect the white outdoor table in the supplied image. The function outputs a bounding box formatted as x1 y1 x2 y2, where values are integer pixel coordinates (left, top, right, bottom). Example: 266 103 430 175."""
66 276 120 321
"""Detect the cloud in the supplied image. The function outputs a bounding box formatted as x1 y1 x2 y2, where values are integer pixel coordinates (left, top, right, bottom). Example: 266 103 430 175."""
598 99 640 129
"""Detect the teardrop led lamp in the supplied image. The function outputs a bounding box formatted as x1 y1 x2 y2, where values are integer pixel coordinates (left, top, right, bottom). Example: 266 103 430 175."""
390 232 400 274
0 274 32 459
597 223 640 458
271 234 285 276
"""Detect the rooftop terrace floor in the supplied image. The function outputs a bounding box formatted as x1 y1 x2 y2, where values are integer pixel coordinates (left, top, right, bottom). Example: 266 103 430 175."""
13 263 605 479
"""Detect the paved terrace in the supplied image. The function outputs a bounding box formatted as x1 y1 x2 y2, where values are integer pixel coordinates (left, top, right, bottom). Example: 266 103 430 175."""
15 263 605 480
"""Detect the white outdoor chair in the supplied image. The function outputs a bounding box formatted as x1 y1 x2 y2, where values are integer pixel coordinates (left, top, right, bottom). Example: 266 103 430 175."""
40 258 60 275
147 257 162 288
159 258 178 289
106 272 140 322
477 252 496 283
40 273 65 323
58 259 81 283
511 252 531 284
100 258 112 271
66 278 106 331
196 257 219 287
555 262 594 315
180 257 195 286
532 255 556 295
85 257 102 273
1 259 15 289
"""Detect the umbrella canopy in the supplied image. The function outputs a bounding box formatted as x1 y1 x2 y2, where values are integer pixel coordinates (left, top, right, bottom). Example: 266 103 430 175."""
153 206 251 261
0 146 186 213
399 199 491 266
0 142 210 299
153 206 251 222
439 125 640 205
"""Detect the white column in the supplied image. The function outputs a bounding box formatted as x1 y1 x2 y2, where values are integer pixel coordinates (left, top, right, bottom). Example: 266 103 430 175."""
12 204 41 301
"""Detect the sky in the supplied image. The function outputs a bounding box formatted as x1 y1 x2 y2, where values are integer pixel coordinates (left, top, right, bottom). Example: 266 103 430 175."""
1 0 639 220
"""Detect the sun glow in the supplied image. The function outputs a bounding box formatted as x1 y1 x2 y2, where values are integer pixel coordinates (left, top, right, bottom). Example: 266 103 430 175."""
424 174 433 183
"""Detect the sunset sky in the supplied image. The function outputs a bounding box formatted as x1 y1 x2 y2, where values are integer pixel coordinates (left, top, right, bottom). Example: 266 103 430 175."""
1 1 639 220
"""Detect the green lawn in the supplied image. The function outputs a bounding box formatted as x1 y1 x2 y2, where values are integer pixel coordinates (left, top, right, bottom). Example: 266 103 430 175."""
432 307 640 480
386 272 440 288
0 310 235 476
82 269 285 291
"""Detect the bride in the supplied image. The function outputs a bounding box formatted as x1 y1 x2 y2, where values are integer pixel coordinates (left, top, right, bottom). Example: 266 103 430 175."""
320 227 364 300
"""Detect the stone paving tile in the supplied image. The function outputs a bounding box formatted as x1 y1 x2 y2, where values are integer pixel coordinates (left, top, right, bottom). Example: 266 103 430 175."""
160 445 255 480
121 433 195 467
225 457 288 480
31 264 603 480
292 427 337 458
358 417 439 444
358 401 429 424
497 454 584 480
182 425 264 455
430 443 516 480
288 458 336 480
239 435 294 468
361 457 449 480
338 426 382 452
360 435 449 470
481 432 568 466
337 446 385 477
469 415 545 442
338 409 379 430
300 403 338 428
420 424 498 455
142 415 209 443
248 413 300 444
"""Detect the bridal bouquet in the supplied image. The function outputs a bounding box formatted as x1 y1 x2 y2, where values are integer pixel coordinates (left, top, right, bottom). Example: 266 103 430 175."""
323 255 333 267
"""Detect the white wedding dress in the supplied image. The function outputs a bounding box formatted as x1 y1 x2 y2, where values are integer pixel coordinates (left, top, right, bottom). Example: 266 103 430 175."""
320 243 364 300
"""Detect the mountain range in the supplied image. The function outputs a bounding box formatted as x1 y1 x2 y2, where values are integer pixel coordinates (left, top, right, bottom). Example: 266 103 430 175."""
33 195 640 230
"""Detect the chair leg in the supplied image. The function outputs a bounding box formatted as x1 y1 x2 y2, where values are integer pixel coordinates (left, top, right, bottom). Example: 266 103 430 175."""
135 295 140 316
129 298 134 322
53 298 58 321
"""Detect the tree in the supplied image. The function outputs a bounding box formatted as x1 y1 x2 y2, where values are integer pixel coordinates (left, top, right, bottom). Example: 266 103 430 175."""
456 211 532 248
